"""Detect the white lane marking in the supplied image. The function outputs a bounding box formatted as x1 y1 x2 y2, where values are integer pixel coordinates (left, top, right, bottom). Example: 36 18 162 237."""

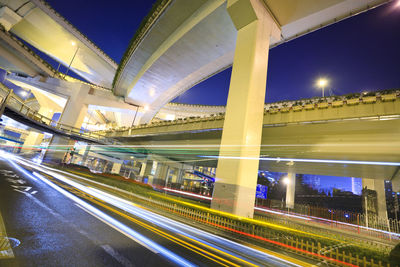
101 244 135 267
13 189 28 195
11 185 31 192
6 177 25 184
74 203 159 254
9 179 138 263
30 191 37 195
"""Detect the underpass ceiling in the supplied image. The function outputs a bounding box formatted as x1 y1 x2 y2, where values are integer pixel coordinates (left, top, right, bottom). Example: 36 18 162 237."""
116 0 389 123
101 117 400 180
1 0 117 87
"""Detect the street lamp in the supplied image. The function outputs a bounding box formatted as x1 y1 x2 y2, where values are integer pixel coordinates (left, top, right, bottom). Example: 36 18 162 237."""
282 176 290 185
317 78 328 98
64 40 80 78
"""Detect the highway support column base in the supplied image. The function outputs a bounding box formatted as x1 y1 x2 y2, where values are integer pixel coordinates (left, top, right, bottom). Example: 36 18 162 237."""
285 172 296 209
111 162 122 175
211 0 280 218
43 135 75 164
22 132 44 154
362 178 388 221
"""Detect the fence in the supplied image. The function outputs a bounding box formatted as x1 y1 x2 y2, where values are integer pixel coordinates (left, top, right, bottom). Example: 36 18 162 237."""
138 195 393 267
71 175 394 267
256 198 400 235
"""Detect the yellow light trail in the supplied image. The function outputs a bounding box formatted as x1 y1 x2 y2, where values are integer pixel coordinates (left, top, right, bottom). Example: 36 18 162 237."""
41 173 259 267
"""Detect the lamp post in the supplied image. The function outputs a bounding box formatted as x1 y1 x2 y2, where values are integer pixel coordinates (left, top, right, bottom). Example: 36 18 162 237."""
317 78 328 98
64 41 79 78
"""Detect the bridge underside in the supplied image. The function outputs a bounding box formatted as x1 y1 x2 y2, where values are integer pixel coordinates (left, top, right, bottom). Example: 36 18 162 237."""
100 117 400 181
3 107 104 144
115 0 388 123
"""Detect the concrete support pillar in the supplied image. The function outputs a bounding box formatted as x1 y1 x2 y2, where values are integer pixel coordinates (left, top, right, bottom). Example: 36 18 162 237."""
58 83 90 128
169 168 178 183
22 132 43 152
140 161 154 184
43 135 75 163
392 179 400 193
362 178 388 220
285 173 296 209
211 0 280 218
81 144 91 166
111 162 122 175
155 163 169 186
22 106 56 153
177 166 185 185
43 84 89 163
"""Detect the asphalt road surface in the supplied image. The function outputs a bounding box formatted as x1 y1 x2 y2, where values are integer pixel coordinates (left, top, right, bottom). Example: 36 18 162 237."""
0 155 311 267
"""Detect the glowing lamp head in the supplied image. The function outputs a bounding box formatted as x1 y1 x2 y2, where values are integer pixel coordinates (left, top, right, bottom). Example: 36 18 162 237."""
71 41 77 46
20 91 28 97
282 177 290 185
317 78 328 87
144 105 149 111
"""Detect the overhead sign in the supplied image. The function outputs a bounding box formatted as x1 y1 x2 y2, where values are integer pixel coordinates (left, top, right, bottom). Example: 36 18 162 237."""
256 184 268 199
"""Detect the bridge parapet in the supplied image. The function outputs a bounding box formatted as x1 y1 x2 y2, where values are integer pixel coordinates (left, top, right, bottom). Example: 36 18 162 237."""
99 89 400 138
0 82 114 144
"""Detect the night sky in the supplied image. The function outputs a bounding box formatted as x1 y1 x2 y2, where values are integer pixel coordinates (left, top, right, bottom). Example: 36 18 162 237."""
43 0 400 191
46 0 400 106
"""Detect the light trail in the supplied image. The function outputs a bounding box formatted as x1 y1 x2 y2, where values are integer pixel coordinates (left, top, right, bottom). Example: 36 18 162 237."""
255 207 400 238
6 153 397 266
254 207 312 221
162 186 400 238
9 155 305 266
85 187 301 267
0 154 196 267
31 168 294 266
8 153 398 239
162 188 212 200
200 155 400 166
30 171 197 267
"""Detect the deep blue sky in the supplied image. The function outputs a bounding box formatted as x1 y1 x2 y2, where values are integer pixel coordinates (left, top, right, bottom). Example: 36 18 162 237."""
46 0 400 106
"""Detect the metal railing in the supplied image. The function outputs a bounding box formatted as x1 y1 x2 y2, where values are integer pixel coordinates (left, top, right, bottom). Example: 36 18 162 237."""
63 174 395 267
94 89 400 137
0 83 114 144
257 199 400 235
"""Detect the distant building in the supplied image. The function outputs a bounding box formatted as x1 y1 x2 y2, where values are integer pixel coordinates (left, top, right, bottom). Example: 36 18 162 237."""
351 177 362 195
303 175 321 190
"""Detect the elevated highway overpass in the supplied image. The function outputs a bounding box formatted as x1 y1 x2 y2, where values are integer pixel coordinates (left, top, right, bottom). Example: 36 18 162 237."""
96 92 400 181
0 0 117 87
0 82 113 144
0 0 395 218
113 0 389 123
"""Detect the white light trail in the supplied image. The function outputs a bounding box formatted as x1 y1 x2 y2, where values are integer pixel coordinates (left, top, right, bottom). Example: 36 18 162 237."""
0 153 195 266
31 172 196 267
200 155 400 166
254 207 400 238
10 156 300 266
162 188 212 200
7 153 399 254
